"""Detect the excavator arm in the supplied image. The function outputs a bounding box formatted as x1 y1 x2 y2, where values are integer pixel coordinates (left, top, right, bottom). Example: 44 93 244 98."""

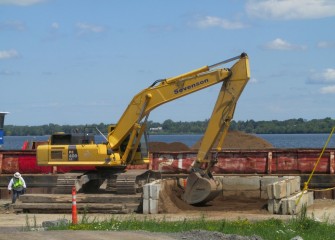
183 53 250 204
108 53 249 165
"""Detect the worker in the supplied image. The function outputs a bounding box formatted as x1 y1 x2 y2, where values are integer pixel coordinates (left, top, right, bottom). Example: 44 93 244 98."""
8 172 27 204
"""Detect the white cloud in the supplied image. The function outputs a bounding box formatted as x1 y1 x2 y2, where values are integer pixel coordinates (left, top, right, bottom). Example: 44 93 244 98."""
76 22 105 35
0 0 45 6
263 38 306 50
321 69 335 83
249 78 258 83
317 41 335 48
309 68 335 84
246 0 335 20
0 70 19 76
0 20 25 31
51 22 59 29
195 16 246 29
320 85 335 94
0 49 19 59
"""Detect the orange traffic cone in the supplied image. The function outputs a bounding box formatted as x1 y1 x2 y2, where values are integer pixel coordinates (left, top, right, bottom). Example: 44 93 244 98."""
72 186 78 225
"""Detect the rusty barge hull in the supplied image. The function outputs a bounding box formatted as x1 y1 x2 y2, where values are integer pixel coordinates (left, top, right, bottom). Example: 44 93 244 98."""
1 148 335 200
1 148 334 175
152 148 335 174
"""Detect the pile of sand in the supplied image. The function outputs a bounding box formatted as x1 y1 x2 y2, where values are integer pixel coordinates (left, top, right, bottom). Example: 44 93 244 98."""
149 131 273 152
192 130 273 150
148 141 190 152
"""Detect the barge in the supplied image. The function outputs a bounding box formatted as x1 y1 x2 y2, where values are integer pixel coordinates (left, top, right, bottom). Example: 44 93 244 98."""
1 148 335 199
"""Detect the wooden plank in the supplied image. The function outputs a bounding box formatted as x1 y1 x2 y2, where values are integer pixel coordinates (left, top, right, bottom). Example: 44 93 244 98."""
13 202 140 214
19 193 142 204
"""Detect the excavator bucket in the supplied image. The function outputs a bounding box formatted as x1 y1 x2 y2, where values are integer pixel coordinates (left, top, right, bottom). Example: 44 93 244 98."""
182 172 222 205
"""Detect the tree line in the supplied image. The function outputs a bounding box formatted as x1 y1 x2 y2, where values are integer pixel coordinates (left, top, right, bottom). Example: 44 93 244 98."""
3 117 335 136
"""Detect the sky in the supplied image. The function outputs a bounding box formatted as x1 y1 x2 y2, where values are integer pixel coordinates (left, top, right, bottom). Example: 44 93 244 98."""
1 0 335 126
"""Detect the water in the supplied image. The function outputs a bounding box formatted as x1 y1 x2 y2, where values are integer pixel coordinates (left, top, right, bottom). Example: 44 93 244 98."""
1 133 335 150
257 133 335 149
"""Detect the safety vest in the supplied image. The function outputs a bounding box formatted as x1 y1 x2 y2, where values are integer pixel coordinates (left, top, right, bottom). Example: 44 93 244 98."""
13 178 24 189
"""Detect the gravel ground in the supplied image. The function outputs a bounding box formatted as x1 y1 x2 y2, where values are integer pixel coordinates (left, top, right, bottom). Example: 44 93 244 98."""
1 199 335 240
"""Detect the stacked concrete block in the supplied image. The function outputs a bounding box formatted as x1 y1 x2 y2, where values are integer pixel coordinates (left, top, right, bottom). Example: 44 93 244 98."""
267 176 313 215
281 191 314 215
267 198 282 214
267 176 301 200
260 176 279 199
220 176 261 199
143 180 161 214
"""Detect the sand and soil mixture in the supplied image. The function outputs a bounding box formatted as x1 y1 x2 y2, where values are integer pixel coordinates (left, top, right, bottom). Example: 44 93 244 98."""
149 131 273 152
158 180 268 214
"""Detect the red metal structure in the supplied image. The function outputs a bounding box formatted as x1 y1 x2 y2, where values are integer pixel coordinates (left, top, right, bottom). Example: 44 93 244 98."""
1 149 334 175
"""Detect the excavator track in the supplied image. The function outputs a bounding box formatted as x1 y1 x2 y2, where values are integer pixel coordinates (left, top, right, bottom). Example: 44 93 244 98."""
115 170 162 194
75 169 162 195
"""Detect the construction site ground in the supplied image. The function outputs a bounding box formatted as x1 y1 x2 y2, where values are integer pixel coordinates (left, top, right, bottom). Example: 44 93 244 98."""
1 198 335 240
1 131 334 239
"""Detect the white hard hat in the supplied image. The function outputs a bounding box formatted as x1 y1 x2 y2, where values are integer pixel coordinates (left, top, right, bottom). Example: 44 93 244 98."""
14 172 21 178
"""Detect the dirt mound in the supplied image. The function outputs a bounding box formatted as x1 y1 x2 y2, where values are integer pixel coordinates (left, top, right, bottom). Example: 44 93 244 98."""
192 131 273 150
158 180 268 214
148 141 190 152
149 131 273 152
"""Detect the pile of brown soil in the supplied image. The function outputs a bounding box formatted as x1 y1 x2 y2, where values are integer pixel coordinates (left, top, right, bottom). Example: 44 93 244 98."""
149 131 273 152
192 130 273 150
148 141 190 152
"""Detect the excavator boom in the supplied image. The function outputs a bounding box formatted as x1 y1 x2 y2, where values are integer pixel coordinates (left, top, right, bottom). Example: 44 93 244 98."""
183 53 250 204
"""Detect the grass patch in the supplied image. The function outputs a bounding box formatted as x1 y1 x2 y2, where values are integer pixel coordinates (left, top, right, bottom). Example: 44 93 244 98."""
48 209 335 240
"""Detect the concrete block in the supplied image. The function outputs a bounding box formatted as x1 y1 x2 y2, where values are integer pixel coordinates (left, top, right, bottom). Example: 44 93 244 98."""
143 181 162 214
266 176 301 200
307 191 314 206
283 176 301 193
281 190 314 215
143 184 149 200
149 199 159 214
143 198 149 214
222 176 260 191
143 191 160 214
260 190 268 199
150 184 161 200
286 180 291 198
143 181 161 200
267 199 281 214
260 176 279 190
274 180 287 199
266 184 274 199
294 177 301 192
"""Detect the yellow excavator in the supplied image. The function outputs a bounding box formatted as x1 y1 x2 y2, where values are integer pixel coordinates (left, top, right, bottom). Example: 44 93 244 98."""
37 53 250 205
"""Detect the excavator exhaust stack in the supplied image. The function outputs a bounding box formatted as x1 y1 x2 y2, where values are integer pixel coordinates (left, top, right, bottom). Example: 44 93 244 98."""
182 172 222 205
